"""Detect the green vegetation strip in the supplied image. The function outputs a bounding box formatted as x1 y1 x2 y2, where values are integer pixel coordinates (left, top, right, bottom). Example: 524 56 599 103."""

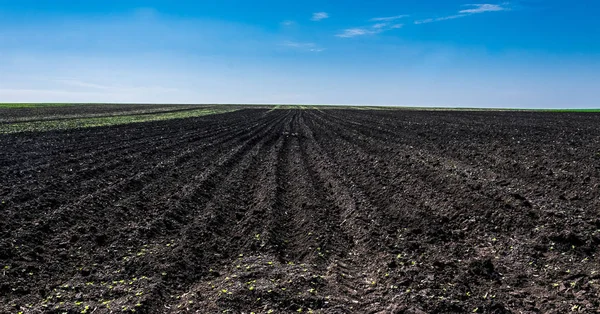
0 108 237 134
0 103 79 108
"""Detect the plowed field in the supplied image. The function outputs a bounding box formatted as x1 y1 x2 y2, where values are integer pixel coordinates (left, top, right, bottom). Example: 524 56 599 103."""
1 109 599 313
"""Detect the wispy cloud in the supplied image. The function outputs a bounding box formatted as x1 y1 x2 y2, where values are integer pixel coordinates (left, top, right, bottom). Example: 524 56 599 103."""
415 14 467 24
337 14 409 38
459 4 508 14
415 3 509 24
336 23 403 38
311 12 329 21
336 28 376 38
281 20 295 26
370 15 409 22
281 41 324 52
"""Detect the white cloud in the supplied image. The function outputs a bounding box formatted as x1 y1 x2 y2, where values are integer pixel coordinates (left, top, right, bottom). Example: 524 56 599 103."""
415 14 467 24
370 15 409 22
415 3 509 24
311 12 329 21
336 28 375 38
281 41 324 52
337 22 403 38
459 4 508 14
281 20 295 26
282 41 315 48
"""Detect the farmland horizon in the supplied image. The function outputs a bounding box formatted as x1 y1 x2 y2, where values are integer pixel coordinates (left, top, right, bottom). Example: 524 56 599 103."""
1 102 599 111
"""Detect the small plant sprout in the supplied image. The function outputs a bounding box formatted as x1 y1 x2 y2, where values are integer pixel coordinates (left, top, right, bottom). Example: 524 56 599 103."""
473 308 478 313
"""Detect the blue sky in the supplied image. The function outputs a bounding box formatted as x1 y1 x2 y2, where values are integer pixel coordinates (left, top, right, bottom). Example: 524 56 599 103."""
0 0 599 107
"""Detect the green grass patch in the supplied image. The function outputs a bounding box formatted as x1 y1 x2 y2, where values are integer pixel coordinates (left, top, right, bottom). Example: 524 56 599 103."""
1 108 236 134
0 103 78 108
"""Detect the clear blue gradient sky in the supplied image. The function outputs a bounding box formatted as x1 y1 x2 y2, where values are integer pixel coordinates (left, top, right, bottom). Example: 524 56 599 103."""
1 0 598 107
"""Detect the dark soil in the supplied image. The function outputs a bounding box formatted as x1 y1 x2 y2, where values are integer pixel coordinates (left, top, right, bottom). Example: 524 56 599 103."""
1 109 599 313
